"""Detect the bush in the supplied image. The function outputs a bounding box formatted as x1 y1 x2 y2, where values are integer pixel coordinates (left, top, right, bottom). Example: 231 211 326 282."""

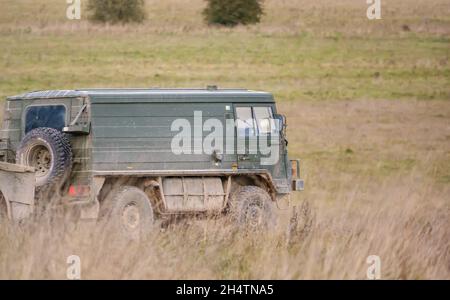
203 0 264 27
87 0 146 24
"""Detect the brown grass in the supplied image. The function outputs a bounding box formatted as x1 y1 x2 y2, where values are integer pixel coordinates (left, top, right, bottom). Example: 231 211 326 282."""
0 174 448 279
0 100 449 279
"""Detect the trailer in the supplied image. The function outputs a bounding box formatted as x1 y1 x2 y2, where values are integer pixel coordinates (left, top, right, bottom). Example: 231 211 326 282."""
0 161 35 221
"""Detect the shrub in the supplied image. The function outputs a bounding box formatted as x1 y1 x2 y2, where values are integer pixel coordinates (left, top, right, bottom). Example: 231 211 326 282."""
203 0 264 27
87 0 146 24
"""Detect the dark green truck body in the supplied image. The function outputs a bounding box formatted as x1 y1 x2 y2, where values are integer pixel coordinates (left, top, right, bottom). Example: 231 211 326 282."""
1 88 303 220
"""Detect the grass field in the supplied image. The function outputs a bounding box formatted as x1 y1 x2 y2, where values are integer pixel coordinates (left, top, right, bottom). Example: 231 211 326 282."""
0 0 449 279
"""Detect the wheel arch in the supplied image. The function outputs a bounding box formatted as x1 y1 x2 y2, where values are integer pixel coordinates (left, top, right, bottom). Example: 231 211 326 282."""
97 176 160 212
230 174 277 201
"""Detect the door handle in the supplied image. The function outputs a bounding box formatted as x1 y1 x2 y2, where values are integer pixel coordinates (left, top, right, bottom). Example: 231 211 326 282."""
238 154 250 161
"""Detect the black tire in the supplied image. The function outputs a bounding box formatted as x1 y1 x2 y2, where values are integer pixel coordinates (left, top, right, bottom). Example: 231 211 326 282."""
100 186 156 240
16 127 73 188
228 185 277 230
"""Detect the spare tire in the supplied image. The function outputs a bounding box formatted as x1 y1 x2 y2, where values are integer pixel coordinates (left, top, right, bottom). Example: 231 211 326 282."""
16 127 73 188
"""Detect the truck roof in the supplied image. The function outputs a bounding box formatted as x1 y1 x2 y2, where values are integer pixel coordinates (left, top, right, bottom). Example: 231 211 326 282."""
7 88 275 103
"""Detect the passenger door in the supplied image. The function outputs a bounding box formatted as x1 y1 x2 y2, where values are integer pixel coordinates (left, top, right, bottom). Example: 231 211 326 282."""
233 105 285 173
233 104 289 192
234 105 259 169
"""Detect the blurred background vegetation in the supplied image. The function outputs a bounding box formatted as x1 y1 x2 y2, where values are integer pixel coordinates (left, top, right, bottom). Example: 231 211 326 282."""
203 0 264 26
86 0 146 24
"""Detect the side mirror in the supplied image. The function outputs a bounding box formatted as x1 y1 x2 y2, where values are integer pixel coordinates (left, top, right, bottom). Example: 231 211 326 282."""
273 114 286 133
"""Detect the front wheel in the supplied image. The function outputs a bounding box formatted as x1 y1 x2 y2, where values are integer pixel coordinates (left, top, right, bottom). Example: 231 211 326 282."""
228 185 277 230
100 186 156 240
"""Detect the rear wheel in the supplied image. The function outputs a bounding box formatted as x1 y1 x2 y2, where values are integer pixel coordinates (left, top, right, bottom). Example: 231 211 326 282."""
228 185 277 230
100 186 156 240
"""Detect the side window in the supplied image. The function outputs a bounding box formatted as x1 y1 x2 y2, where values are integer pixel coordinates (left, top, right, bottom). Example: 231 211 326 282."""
25 105 66 134
253 106 275 135
236 107 256 137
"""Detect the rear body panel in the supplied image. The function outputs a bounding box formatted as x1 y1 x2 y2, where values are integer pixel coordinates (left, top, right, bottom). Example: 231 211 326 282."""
90 101 235 172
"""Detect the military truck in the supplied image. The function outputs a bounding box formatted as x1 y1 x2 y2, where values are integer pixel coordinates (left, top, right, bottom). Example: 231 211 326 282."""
0 88 303 234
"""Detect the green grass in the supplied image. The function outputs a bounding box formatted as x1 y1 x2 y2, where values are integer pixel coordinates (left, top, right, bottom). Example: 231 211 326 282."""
0 32 448 102
0 0 449 102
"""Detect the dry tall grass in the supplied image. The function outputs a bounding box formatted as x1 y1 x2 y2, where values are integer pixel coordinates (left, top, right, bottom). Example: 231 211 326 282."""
0 173 448 279
1 100 449 280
